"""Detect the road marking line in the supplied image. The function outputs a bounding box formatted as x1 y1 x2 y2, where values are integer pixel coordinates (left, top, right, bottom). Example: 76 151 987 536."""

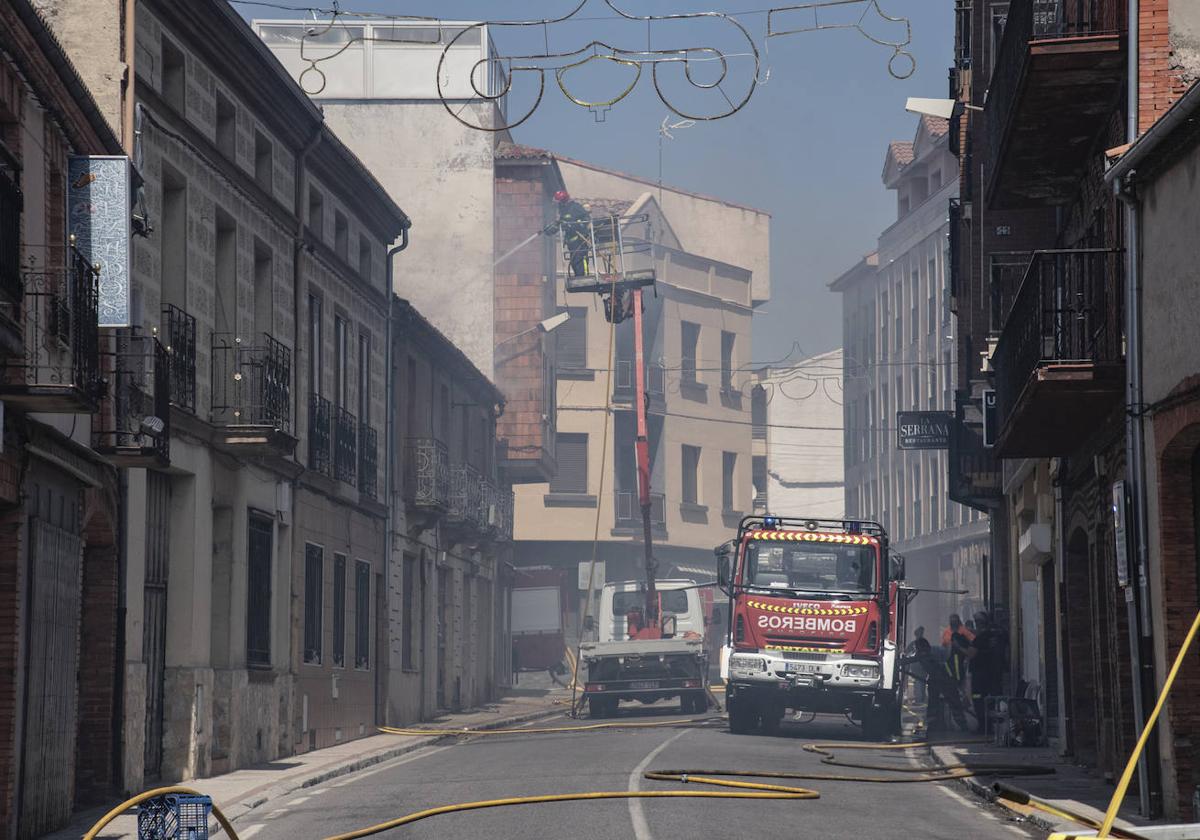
309 788 327 796
241 825 264 839
289 796 310 805
263 809 286 820
627 729 690 840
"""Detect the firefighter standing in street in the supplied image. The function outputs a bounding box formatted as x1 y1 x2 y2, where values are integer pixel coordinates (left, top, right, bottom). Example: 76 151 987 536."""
548 190 592 278
968 610 1004 734
903 636 969 732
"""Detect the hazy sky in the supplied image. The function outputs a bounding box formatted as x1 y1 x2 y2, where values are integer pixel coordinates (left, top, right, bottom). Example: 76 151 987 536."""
235 1 953 364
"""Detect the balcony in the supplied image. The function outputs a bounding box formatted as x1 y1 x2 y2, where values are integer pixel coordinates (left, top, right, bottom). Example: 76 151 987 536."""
948 406 1001 510
210 332 294 455
308 393 332 476
405 437 450 510
987 0 1125 208
613 360 665 406
992 248 1124 456
448 463 485 530
495 486 514 541
0 170 21 310
614 490 667 538
162 304 196 413
0 248 101 412
333 406 357 485
95 333 170 468
358 423 378 500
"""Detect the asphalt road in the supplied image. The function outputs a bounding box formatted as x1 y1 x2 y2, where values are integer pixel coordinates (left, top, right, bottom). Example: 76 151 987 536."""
241 706 1037 840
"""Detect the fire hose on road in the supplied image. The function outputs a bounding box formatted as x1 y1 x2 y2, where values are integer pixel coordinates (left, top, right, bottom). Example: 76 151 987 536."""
86 725 1068 840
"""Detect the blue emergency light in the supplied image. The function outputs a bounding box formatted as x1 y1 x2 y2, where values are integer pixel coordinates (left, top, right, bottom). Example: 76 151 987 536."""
762 516 779 529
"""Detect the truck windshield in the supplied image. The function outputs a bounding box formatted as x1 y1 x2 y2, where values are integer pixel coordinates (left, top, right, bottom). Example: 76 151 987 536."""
612 590 690 615
742 540 876 595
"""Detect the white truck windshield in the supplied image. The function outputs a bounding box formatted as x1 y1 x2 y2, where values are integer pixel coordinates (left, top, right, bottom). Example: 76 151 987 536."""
612 589 690 615
742 540 876 595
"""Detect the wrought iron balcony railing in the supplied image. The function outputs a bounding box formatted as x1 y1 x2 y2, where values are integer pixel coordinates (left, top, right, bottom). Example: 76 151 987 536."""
989 252 1035 333
334 406 357 485
210 332 291 432
308 393 332 476
988 0 1126 184
496 486 514 541
358 422 378 500
614 490 667 529
406 437 450 509
449 463 484 527
162 304 196 413
993 248 1124 429
95 333 170 463
0 248 101 411
0 170 20 305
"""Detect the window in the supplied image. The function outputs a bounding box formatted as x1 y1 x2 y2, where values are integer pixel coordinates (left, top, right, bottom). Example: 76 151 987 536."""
355 560 370 669
910 270 919 342
682 444 701 505
303 544 323 664
332 554 347 667
254 131 272 192
893 284 902 353
928 257 937 334
681 321 700 383
161 167 187 309
912 367 920 410
359 236 372 282
358 332 370 425
402 553 417 670
407 357 418 436
550 433 588 494
880 292 889 359
751 385 767 439
334 314 348 408
334 211 349 260
308 187 324 240
720 331 735 392
930 468 940 532
253 240 273 337
216 91 236 160
161 37 186 112
246 514 273 667
308 294 322 396
214 209 236 337
944 350 954 412
557 307 587 371
929 366 937 406
722 451 737 512
752 455 767 511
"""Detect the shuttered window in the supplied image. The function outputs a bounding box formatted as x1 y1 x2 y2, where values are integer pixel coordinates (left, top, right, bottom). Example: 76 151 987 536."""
247 514 273 667
720 331 735 391
551 433 588 494
304 544 323 664
556 307 587 370
681 321 700 383
722 451 736 512
682 444 701 505
332 553 346 667
355 560 370 669
402 554 417 670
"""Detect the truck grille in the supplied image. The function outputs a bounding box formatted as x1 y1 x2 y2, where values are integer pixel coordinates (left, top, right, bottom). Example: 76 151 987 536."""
781 652 825 662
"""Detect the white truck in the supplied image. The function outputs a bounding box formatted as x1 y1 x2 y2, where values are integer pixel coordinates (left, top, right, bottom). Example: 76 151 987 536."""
579 579 710 718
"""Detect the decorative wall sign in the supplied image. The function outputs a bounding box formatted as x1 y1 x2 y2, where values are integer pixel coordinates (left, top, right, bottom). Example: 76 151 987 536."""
68 155 132 327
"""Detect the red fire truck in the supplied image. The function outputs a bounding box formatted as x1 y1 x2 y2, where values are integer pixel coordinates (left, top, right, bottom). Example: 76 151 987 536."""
716 515 908 740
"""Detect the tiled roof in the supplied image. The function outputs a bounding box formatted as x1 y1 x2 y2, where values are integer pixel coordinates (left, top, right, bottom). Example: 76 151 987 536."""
888 141 915 167
495 141 555 160
922 115 950 138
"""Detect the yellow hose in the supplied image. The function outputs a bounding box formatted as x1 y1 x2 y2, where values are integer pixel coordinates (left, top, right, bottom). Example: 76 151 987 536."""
1098 606 1200 838
82 786 237 840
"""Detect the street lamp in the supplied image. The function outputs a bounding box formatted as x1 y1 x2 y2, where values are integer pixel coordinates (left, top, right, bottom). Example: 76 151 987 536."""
495 311 571 350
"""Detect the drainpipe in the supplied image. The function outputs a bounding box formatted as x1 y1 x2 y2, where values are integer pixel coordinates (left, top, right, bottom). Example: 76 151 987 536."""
380 224 411 726
1122 0 1161 817
122 0 136 153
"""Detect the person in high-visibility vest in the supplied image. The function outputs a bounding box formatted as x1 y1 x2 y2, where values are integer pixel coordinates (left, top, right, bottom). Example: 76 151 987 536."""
548 190 592 278
903 637 968 732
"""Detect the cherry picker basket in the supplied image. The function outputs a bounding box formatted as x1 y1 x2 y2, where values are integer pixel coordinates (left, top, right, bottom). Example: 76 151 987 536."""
137 793 213 840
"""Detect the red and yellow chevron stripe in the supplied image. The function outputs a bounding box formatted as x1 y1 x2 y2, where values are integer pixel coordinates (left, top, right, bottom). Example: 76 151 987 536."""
764 644 846 654
747 530 876 546
746 599 868 617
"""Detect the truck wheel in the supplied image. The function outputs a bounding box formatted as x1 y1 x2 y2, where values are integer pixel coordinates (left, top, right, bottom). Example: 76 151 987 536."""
606 697 620 717
683 691 706 715
759 705 784 736
728 697 757 734
589 697 609 719
862 704 895 742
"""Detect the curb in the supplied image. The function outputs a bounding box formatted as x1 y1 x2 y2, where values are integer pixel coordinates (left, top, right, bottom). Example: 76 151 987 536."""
224 705 564 824
926 744 1058 836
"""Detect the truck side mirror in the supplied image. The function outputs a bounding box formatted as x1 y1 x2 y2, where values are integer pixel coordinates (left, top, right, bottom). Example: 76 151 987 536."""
714 542 733 594
890 556 906 581
661 613 677 638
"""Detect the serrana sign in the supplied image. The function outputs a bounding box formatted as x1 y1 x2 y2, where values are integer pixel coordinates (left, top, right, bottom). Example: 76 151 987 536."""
896 411 953 450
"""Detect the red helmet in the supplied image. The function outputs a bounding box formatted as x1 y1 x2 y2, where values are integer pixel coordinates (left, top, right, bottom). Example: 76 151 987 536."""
554 190 570 203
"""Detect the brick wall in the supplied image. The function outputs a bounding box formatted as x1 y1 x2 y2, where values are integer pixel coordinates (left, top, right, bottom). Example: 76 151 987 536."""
494 165 555 469
73 546 118 806
1140 0 1192 133
0 507 23 839
1152 380 1200 820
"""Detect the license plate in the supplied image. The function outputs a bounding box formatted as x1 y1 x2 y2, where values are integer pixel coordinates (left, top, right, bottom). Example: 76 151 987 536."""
630 680 659 690
786 662 818 674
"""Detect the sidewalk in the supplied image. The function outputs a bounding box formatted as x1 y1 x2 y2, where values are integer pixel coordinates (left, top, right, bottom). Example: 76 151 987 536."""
46 688 569 840
929 739 1152 837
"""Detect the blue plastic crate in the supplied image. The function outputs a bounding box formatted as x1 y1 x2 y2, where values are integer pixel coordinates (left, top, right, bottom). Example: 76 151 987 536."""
137 793 212 840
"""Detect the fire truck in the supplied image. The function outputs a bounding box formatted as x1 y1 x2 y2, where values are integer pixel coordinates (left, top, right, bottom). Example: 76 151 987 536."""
715 515 908 740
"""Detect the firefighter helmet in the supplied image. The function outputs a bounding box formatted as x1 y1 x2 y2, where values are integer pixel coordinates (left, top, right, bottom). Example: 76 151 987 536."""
554 190 570 203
